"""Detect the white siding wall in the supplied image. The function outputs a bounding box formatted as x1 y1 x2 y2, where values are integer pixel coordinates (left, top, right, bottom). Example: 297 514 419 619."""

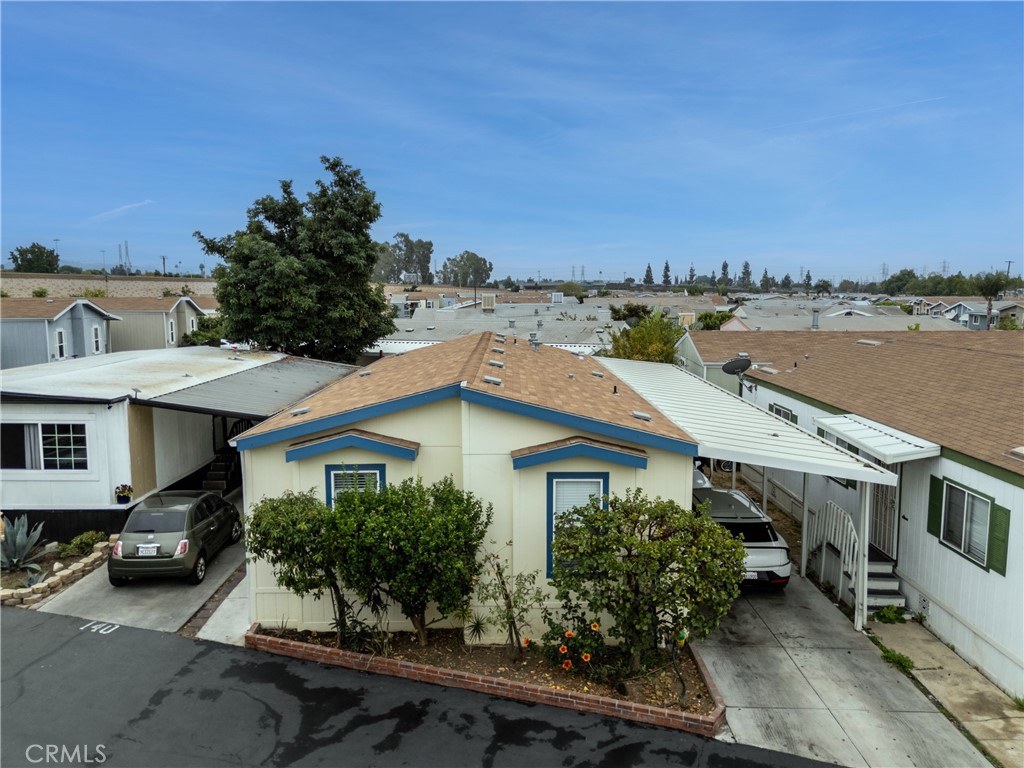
0 401 131 508
898 459 1023 697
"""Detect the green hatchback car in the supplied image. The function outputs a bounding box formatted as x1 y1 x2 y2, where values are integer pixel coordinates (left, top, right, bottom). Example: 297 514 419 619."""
108 491 242 587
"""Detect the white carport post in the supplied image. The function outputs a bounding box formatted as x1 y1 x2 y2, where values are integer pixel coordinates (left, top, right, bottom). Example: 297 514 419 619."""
855 484 871 632
800 473 810 577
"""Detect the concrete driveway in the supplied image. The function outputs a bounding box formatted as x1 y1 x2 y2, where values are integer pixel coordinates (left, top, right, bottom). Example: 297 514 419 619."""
699 577 988 768
38 539 245 633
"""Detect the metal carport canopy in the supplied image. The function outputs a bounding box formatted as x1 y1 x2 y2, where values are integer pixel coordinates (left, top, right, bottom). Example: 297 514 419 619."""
596 358 897 486
813 414 940 465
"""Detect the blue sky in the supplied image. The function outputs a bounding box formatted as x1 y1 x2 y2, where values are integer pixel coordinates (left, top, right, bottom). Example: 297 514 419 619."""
2 2 1021 285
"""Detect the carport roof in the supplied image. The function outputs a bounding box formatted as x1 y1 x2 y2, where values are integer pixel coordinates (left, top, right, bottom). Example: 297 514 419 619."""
596 358 897 486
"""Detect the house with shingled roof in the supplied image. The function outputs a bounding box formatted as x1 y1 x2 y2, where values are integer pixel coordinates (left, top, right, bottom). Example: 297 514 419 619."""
233 330 902 642
91 296 207 351
0 297 121 369
680 330 1023 698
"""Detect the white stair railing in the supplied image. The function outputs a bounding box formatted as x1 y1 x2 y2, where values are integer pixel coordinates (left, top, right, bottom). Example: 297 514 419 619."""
806 501 858 605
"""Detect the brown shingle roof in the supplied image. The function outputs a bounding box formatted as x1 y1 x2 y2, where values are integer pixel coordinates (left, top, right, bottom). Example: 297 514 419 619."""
0 297 114 320
687 331 1024 475
243 331 695 448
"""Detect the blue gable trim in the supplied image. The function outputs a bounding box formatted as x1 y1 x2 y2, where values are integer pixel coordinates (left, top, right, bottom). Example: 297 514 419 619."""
286 434 417 463
236 383 462 452
513 443 646 470
462 388 697 457
547 472 609 578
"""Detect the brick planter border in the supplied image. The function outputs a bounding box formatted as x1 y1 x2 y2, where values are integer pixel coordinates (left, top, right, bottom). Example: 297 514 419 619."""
244 623 725 736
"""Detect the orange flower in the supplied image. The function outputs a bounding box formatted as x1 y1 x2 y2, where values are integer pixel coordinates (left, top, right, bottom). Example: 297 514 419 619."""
559 644 568 654
562 659 573 670
564 630 574 638
522 637 530 647
590 622 600 631
581 652 591 663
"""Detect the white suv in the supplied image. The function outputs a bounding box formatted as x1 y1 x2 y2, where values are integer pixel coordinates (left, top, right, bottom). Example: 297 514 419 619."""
692 487 791 589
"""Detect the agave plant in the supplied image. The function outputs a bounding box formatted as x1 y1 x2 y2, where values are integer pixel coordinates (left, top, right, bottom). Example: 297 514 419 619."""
1 514 46 573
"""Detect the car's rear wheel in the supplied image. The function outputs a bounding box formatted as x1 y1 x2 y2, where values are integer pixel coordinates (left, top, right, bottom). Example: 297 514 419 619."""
229 518 243 545
108 574 130 587
187 551 207 585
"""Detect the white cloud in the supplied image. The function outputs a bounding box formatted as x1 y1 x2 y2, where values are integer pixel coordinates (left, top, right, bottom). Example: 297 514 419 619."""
85 199 155 224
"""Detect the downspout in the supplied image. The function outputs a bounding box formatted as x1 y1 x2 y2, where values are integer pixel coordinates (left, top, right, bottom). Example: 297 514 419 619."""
800 473 810 577
855 485 871 631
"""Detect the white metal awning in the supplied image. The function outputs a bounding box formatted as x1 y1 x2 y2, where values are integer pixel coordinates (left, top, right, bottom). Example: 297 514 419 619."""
813 414 940 465
596 358 897 486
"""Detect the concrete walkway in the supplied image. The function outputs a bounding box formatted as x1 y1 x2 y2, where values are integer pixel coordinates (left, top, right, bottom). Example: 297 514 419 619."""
870 619 1023 768
699 577 991 768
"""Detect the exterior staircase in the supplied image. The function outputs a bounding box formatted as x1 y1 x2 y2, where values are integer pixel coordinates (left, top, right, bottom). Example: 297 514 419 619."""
849 546 907 612
202 448 238 493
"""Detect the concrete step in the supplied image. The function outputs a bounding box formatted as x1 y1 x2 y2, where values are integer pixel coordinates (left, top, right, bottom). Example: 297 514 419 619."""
203 480 227 491
848 587 907 610
868 575 902 591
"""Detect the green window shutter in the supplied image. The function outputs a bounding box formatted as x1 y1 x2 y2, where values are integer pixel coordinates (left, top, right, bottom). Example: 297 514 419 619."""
927 476 943 538
987 504 1010 576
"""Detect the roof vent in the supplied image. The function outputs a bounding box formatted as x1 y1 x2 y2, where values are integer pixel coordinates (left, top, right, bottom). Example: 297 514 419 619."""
427 325 436 330
856 339 882 347
491 347 505 354
530 340 542 352
529 331 537 340
737 352 749 358
537 320 543 329
1011 446 1024 461
290 406 311 417
359 369 373 377
567 373 574 380
495 335 506 343
508 319 516 328
482 375 502 386
759 366 780 375
631 411 652 421
405 327 414 332
591 371 604 378
488 360 505 369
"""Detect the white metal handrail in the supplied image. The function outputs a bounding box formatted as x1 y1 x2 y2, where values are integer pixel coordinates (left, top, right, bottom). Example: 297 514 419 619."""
807 500 859 605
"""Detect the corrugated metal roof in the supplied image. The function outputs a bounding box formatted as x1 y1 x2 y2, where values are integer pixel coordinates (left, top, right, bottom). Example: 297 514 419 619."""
596 357 897 485
148 356 358 418
813 414 940 465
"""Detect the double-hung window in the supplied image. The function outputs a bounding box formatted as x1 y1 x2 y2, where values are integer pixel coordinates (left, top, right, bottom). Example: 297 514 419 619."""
1 423 88 470
547 472 608 577
55 330 67 360
325 464 384 507
941 484 990 565
769 403 797 424
169 320 176 345
92 326 101 353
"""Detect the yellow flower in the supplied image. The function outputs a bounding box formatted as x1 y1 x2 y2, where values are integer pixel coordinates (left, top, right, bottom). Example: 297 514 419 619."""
559 644 568 654
590 622 600 631
581 652 591 663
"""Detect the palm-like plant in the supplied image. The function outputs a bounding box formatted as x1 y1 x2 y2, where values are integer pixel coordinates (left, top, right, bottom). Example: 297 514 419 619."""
975 272 1008 331
1 514 47 573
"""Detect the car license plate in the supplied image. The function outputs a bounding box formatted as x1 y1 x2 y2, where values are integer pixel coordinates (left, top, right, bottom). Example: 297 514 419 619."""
137 544 159 557
744 571 758 580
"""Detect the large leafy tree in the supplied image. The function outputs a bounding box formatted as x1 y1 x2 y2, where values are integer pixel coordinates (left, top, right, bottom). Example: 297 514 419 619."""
440 250 493 287
194 156 395 361
607 311 684 362
9 243 59 273
388 232 434 284
552 488 745 673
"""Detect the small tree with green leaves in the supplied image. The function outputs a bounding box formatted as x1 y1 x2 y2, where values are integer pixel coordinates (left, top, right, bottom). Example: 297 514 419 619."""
606 311 684 363
551 488 745 673
339 476 493 646
476 542 547 659
695 310 733 330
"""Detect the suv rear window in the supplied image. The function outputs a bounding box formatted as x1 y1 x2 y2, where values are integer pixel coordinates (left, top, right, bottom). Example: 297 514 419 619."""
719 521 778 543
124 509 186 533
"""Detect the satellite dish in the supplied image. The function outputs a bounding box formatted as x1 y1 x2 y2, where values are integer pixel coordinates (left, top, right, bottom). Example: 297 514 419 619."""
722 357 752 376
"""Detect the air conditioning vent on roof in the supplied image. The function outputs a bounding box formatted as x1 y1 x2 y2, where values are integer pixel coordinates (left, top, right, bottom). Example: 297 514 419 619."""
856 339 882 347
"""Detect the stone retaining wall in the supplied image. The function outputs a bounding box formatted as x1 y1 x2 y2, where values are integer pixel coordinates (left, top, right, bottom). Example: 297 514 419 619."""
0 273 216 298
244 624 726 736
0 536 117 607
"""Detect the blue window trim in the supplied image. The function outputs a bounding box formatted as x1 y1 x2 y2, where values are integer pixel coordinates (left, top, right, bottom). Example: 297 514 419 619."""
513 443 646 470
546 471 609 578
286 433 417 463
324 463 386 507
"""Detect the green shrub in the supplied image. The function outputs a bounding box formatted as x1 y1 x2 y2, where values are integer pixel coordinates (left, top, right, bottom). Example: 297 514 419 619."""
32 287 48 298
872 605 907 624
1 515 46 572
881 647 915 674
57 530 107 558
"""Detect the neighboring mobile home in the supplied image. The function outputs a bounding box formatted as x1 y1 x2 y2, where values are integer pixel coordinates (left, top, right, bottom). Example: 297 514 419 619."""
91 296 206 351
0 298 120 369
681 330 1023 697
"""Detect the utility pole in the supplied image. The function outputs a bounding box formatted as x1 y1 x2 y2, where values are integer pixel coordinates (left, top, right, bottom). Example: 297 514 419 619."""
161 255 167 275
53 238 60 255
1007 260 1014 277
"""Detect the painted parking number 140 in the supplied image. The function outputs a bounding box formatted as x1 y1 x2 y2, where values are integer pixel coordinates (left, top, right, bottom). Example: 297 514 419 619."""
80 620 119 634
